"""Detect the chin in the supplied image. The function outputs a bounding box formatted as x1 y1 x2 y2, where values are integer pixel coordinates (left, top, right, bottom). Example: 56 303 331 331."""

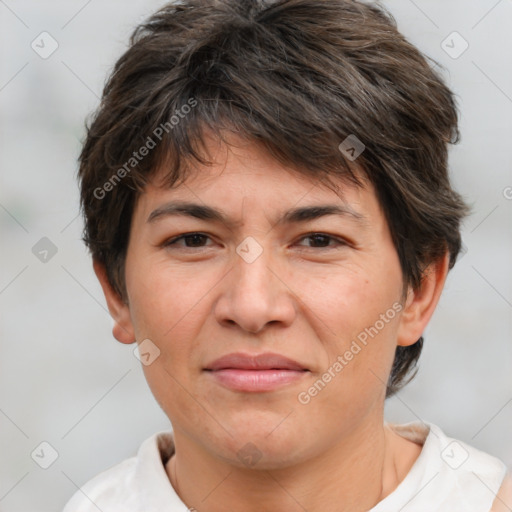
207 419 313 470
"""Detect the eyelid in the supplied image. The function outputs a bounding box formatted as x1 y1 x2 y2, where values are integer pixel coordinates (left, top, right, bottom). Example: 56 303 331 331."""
294 233 351 249
159 231 352 251
159 232 215 249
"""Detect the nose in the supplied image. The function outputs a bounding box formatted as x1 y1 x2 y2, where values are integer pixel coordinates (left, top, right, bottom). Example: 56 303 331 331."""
213 240 297 334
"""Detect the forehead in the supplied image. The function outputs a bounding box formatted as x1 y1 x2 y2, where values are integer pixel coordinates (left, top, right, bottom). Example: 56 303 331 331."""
130 131 386 234
142 133 373 209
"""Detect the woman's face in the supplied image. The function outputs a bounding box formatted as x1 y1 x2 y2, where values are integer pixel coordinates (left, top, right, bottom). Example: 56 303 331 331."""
115 133 414 468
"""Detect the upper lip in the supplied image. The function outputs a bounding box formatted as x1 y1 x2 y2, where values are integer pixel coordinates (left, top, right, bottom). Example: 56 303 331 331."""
205 352 308 371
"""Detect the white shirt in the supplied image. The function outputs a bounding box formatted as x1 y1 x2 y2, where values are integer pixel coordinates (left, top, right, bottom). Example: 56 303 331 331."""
62 422 508 512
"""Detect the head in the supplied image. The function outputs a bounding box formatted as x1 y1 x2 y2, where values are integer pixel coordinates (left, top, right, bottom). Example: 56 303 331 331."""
80 0 468 467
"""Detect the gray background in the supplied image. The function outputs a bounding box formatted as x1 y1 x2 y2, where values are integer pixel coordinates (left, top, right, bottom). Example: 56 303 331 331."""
0 1 511 510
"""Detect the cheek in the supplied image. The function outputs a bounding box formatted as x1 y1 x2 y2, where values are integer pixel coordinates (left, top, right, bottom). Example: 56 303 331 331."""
126 259 213 341
300 260 401 340
129 266 212 421
124 265 208 407
299 262 403 402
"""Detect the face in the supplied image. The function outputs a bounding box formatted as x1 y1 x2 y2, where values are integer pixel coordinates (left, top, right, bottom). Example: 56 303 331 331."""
101 133 441 469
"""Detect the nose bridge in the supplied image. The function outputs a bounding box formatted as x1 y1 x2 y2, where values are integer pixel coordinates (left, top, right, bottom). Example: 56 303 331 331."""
234 235 273 294
215 235 295 333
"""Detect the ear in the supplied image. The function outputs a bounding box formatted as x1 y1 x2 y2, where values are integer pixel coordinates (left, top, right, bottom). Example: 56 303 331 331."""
93 260 136 345
396 253 450 347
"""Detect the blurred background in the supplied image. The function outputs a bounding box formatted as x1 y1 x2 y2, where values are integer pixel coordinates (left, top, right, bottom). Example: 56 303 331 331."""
0 0 511 510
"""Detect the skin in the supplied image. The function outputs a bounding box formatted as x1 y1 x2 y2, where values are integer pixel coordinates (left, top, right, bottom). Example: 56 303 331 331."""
491 473 512 511
95 132 452 511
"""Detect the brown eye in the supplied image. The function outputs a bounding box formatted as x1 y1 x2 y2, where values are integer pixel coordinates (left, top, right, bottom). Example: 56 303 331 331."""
296 233 345 249
163 233 212 248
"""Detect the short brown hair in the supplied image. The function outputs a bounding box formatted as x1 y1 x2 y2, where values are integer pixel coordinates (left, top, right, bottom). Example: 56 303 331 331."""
78 0 469 397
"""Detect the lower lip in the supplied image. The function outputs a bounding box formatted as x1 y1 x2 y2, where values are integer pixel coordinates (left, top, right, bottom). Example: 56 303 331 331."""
206 369 308 392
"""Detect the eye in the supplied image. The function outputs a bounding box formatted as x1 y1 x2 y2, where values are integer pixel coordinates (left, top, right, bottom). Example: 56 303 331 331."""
160 232 348 251
295 233 347 249
162 232 213 249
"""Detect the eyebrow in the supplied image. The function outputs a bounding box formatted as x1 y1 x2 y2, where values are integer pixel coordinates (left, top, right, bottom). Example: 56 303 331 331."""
147 200 366 227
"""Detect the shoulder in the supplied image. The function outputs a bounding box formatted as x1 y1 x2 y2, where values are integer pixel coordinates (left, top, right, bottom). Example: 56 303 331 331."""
62 431 176 512
426 423 509 510
490 472 512 512
383 421 509 511
62 456 138 511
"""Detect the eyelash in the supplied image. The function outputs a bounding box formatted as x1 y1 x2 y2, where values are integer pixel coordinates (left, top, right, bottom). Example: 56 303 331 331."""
161 232 348 250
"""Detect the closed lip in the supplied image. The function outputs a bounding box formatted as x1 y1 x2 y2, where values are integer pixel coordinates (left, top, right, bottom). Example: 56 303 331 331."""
204 352 309 371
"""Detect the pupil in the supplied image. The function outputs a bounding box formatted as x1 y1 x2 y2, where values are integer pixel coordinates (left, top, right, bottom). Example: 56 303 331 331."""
186 234 205 247
311 234 328 247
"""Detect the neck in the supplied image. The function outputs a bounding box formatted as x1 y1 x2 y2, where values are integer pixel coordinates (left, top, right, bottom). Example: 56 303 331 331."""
166 417 418 512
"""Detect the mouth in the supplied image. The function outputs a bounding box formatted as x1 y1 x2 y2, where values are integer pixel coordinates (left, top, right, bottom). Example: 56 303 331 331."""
204 352 310 392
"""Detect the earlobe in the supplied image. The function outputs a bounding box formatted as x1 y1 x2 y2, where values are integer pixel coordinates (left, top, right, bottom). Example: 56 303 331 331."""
396 253 450 347
93 260 136 345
